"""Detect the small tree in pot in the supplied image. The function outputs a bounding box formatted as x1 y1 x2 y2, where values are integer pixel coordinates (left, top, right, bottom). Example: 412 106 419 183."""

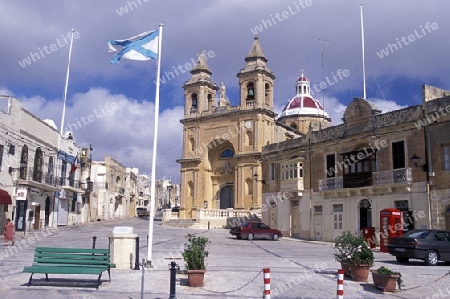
182 234 210 287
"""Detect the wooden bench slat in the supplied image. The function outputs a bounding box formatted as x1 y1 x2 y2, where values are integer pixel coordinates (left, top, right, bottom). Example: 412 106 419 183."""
23 266 106 275
35 253 109 259
35 247 110 254
34 258 110 265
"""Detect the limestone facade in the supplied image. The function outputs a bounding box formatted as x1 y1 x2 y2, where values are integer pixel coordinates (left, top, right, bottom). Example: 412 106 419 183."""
262 85 450 242
177 37 299 221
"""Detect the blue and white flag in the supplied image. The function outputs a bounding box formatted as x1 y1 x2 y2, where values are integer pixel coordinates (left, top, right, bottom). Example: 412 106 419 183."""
107 30 159 64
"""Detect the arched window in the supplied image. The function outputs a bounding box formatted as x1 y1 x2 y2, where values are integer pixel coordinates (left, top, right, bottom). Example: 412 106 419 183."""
220 149 234 158
207 93 213 110
20 145 28 180
191 93 198 112
33 147 43 182
247 82 255 99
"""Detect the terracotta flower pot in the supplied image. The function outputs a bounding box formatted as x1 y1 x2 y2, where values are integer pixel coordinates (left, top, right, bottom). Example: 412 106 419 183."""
350 264 370 282
371 270 400 292
340 262 352 278
187 269 206 287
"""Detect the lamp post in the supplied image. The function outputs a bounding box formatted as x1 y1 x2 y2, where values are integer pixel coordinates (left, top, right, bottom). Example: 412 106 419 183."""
166 184 173 209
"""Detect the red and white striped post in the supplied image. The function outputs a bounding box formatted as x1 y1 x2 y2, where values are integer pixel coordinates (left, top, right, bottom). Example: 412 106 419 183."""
263 268 271 299
337 269 344 299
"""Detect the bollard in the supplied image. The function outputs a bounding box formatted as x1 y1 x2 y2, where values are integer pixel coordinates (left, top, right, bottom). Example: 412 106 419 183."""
169 261 179 299
134 237 140 270
141 258 145 299
263 268 270 299
92 236 97 249
337 269 344 299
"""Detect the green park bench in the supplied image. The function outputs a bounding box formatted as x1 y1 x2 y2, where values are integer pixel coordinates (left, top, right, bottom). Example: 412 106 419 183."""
23 247 116 289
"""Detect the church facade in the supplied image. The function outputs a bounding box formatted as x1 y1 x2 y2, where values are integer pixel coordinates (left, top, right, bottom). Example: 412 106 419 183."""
177 37 299 223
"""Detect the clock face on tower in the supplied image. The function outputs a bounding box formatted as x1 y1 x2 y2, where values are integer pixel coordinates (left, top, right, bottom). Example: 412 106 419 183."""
245 121 253 129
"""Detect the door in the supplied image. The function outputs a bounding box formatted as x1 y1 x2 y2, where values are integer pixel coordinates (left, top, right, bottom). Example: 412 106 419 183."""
57 199 69 225
291 201 300 237
15 200 27 232
314 213 323 241
34 205 41 230
45 197 50 227
219 184 234 209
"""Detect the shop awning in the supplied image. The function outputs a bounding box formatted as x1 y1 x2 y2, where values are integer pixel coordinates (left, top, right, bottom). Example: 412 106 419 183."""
0 189 12 205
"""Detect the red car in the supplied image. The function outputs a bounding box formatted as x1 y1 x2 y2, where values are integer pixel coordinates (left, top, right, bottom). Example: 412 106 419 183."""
229 221 282 241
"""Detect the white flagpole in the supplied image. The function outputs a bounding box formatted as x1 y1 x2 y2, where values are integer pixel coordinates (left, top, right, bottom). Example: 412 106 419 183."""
147 23 163 266
60 29 75 138
360 3 367 99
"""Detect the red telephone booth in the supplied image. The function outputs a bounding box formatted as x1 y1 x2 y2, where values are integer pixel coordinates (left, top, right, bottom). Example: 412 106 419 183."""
380 208 403 253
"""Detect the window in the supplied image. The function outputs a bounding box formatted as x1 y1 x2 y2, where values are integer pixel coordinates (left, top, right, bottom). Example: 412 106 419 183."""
20 145 28 180
333 204 343 230
392 140 405 169
326 154 336 178
247 82 255 99
270 163 276 181
0 145 3 171
220 149 234 158
191 93 197 111
281 162 303 180
33 147 43 182
314 205 322 213
443 144 450 170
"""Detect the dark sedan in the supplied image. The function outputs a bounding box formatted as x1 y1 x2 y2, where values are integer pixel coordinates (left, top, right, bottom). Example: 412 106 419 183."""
388 229 450 265
229 221 282 241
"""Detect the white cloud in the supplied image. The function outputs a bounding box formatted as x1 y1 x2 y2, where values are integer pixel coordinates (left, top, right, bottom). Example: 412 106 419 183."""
14 88 183 182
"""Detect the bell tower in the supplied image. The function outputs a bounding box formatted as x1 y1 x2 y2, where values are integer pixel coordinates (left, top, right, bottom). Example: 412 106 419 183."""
237 36 275 110
183 51 219 116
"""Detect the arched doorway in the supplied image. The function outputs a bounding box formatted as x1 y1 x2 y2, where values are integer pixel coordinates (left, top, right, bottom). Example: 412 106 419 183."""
45 197 50 227
219 184 234 209
359 198 372 230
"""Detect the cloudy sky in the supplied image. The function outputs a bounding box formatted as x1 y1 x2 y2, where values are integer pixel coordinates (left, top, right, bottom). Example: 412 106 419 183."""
1 0 449 183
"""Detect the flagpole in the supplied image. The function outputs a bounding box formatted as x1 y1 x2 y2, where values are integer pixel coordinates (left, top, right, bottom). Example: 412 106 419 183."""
60 29 75 138
360 3 367 99
146 23 163 267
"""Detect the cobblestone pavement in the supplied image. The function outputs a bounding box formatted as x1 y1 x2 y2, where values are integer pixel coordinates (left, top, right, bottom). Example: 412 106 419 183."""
0 217 449 298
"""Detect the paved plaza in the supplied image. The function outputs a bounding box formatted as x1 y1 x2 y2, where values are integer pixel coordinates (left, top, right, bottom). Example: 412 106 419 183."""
0 217 449 298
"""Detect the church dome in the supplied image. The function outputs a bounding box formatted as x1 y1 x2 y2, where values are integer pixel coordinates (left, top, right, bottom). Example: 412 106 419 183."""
279 72 329 119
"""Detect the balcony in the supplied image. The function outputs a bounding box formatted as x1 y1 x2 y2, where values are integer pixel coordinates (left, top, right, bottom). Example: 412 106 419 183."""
318 168 413 195
280 178 304 196
14 167 60 192
318 177 343 191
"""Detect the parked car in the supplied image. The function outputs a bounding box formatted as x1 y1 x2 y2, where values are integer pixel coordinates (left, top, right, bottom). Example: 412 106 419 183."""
388 229 450 265
229 221 282 241
136 207 150 217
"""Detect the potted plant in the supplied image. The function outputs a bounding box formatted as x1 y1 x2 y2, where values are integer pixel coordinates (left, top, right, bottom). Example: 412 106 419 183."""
182 234 210 287
347 236 374 282
371 265 402 292
334 231 357 277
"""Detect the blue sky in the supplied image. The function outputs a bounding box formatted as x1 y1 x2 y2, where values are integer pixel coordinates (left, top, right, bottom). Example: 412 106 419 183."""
1 0 449 183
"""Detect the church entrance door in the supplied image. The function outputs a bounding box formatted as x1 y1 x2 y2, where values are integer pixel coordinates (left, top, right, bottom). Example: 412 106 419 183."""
219 184 234 209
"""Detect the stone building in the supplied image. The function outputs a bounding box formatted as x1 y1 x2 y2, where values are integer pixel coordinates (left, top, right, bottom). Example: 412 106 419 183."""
262 84 450 242
177 37 299 226
0 95 86 231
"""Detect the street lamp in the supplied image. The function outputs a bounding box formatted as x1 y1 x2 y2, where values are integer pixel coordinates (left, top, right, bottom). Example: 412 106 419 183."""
166 184 173 209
